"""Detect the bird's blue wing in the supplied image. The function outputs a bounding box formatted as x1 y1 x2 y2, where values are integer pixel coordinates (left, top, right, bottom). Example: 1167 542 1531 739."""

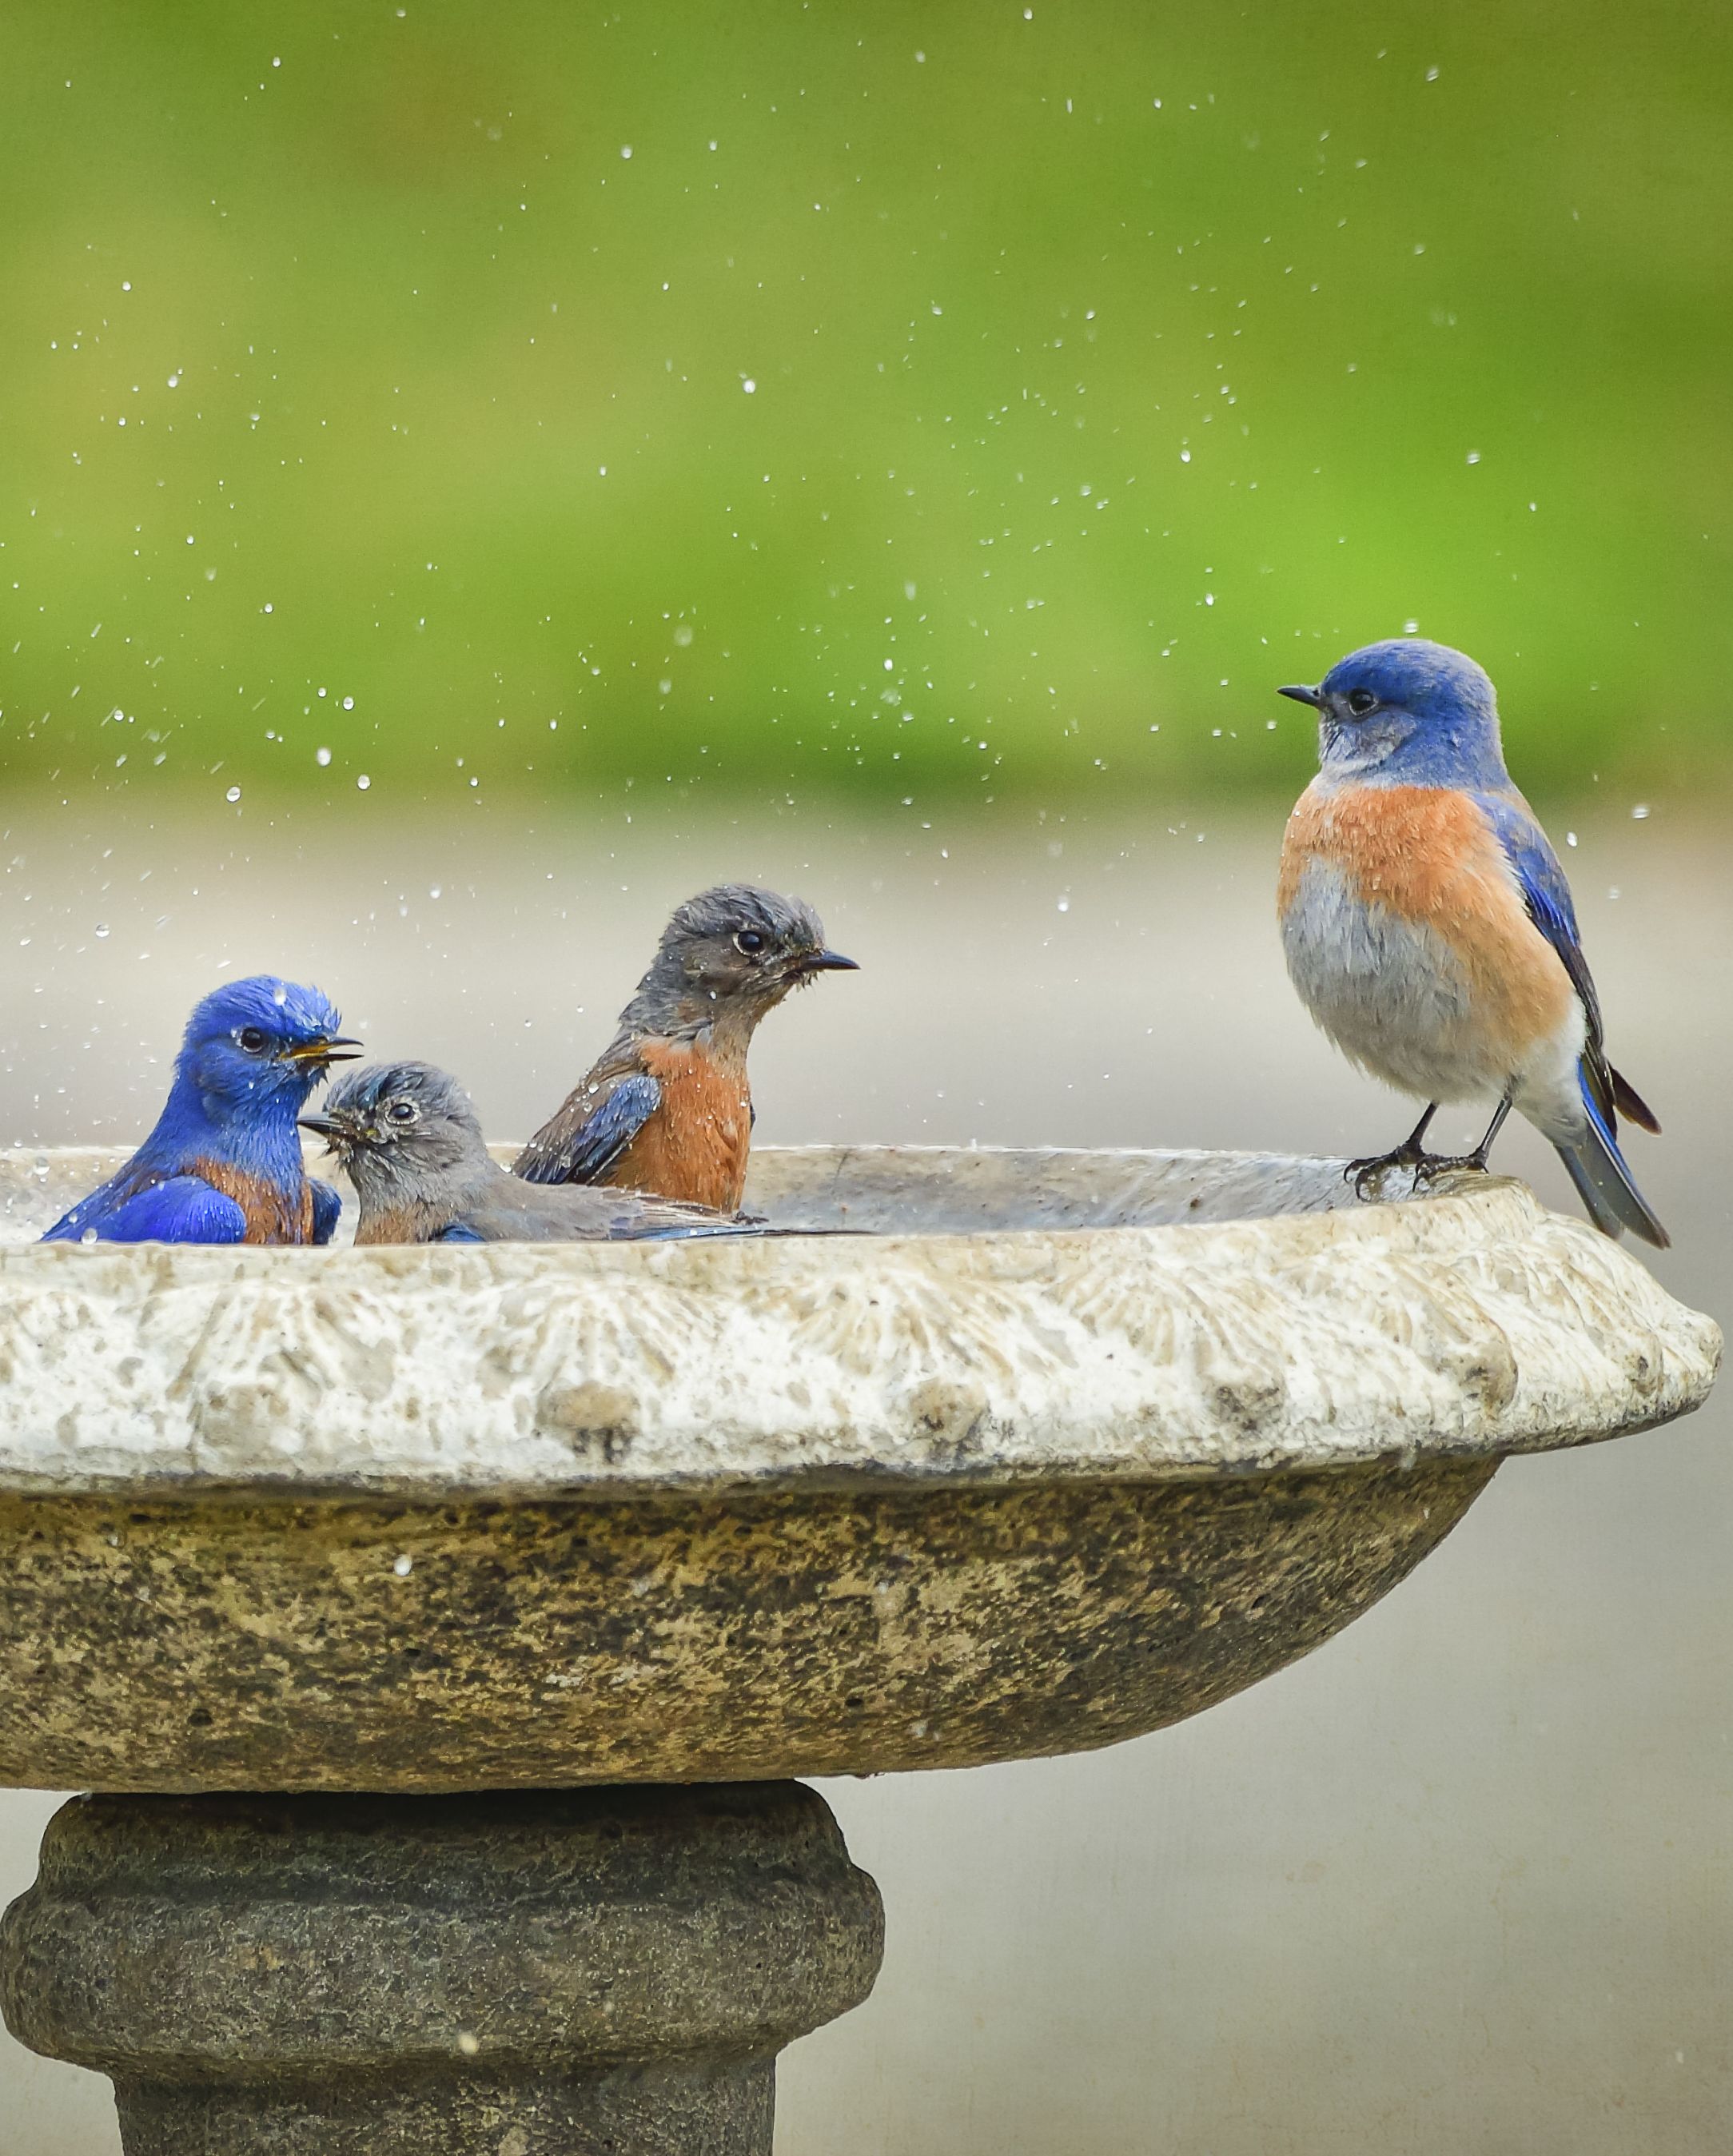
435 1220 487 1242
310 1179 343 1245
70 1175 248 1245
516 1072 662 1186
41 1168 136 1242
1474 789 1603 1054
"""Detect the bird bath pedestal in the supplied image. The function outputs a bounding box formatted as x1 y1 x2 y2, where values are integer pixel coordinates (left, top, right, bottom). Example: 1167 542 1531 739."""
0 1144 1715 2154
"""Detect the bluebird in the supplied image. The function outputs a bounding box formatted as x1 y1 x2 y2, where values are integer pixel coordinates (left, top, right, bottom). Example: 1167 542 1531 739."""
42 976 360 1245
512 883 858 1210
1277 639 1666 1246
306 1061 787 1245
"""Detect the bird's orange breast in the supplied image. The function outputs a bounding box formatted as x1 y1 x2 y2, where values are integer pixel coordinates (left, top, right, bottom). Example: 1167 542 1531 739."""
190 1158 316 1245
605 1039 751 1212
1279 781 1576 1066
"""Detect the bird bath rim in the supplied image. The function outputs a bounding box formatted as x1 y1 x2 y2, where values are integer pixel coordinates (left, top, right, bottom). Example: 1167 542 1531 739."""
0 1142 1714 1502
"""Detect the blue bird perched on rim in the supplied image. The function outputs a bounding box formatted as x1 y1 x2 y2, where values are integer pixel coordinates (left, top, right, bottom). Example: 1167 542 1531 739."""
1277 639 1666 1247
42 976 361 1245
309 1060 814 1245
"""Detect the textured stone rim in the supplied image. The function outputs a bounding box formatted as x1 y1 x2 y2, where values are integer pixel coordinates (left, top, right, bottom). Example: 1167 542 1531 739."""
0 1144 1715 1498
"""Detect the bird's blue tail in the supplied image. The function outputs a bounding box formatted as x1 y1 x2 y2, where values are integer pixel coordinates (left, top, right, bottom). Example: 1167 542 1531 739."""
1555 1068 1668 1248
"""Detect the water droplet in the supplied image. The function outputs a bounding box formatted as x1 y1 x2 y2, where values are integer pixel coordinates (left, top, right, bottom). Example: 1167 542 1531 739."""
94 923 110 939
316 747 332 767
225 785 241 803
742 377 756 394
456 2030 480 2057
80 1227 98 1245
1631 803 1651 819
673 623 694 647
357 774 372 791
393 1553 413 1577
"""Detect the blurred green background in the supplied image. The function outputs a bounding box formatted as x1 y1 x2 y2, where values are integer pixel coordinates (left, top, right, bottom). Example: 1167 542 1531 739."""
2 0 1729 808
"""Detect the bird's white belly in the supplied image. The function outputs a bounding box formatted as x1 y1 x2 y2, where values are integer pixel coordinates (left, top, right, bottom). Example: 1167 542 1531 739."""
1282 859 1514 1103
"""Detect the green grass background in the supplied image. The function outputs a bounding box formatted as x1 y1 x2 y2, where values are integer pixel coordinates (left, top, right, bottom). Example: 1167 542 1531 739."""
2 2 1728 808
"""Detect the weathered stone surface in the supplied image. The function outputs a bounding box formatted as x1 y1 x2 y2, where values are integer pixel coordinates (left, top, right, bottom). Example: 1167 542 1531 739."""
0 1459 1492 1791
0 1143 1711 1793
0 1146 1713 1496
0 1782 882 2156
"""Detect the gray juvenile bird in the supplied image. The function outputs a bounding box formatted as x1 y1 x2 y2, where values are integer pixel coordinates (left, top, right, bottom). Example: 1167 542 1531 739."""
512 883 858 1210
303 1062 775 1245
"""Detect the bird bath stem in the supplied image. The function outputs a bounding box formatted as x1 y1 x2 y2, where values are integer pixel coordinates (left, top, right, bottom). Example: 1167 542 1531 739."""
3 1785 879 2156
0 1144 1715 2154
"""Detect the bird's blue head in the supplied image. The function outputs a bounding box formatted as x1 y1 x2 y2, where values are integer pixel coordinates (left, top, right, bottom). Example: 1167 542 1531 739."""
173 976 361 1119
1278 639 1509 789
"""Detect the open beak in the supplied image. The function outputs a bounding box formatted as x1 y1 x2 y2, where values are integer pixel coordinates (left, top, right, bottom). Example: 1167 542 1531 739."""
800 949 860 974
298 1109 349 1143
1277 683 1323 708
285 1034 364 1066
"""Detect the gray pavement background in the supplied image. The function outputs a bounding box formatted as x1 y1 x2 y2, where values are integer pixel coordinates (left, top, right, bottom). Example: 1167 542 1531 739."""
0 791 1725 2154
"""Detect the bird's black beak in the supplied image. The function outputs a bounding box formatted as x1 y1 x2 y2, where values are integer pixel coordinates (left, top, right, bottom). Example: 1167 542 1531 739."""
801 949 860 974
298 1110 348 1142
286 1034 364 1066
1277 683 1324 708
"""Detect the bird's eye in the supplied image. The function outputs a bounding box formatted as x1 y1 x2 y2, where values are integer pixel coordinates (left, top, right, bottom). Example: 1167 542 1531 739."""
387 1098 419 1125
1345 689 1379 717
734 929 767 954
236 1026 269 1054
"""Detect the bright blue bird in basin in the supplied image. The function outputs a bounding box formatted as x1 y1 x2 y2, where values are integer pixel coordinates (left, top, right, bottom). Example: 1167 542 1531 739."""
42 975 360 1245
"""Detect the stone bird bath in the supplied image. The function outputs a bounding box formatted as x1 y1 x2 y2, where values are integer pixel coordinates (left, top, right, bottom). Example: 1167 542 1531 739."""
0 1142 1715 2154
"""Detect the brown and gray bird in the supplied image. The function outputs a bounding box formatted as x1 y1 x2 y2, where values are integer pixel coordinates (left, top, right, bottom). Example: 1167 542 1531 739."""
304 1062 771 1245
512 883 858 1210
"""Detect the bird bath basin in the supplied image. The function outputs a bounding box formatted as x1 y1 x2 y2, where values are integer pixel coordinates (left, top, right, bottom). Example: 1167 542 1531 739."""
0 1142 1715 2154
